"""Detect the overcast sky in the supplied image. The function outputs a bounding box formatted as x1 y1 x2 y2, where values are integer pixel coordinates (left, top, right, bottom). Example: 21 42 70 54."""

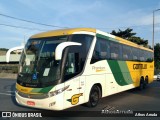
0 0 160 48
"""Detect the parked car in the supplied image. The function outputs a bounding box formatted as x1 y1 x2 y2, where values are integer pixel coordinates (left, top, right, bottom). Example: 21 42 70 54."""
157 73 160 80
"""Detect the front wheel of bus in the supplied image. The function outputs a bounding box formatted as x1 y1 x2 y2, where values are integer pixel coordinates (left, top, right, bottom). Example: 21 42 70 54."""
86 85 101 107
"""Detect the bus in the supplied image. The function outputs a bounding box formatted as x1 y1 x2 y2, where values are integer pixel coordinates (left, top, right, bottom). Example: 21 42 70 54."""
15 28 154 110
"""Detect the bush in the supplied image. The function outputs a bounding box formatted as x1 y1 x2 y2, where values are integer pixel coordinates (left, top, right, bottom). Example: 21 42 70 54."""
155 69 160 75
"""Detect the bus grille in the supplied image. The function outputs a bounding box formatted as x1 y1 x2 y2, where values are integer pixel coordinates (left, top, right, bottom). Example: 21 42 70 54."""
17 91 49 99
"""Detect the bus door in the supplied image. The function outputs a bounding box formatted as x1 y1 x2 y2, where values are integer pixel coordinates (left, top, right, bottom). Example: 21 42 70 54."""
64 77 80 108
63 52 81 108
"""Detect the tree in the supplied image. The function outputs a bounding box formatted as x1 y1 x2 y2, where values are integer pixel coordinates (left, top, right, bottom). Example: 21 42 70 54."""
111 28 148 47
0 48 8 51
111 28 136 39
154 43 160 70
128 36 148 47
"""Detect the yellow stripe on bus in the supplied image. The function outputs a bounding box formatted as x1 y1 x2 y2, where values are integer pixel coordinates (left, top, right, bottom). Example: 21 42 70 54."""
126 61 154 86
16 83 33 94
31 28 96 38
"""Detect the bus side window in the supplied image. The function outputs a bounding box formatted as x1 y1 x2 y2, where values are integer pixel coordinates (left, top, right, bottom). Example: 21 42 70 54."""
132 47 139 61
64 52 80 80
65 53 75 74
139 50 145 62
110 42 121 60
146 52 153 62
91 38 100 63
91 37 109 64
122 45 133 61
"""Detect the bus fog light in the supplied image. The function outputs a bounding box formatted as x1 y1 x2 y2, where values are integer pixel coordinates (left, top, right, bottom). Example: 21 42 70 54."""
49 85 69 97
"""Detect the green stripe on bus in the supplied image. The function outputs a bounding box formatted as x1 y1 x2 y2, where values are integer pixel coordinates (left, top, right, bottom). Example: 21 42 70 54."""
107 60 128 86
117 61 133 84
31 88 42 93
31 86 54 93
39 86 54 93
96 34 118 42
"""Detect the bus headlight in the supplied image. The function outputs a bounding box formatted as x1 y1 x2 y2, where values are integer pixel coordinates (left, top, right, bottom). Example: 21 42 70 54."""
49 85 69 97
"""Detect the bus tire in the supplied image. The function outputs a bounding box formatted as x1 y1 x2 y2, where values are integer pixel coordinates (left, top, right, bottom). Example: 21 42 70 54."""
86 85 101 107
144 76 148 89
139 77 144 90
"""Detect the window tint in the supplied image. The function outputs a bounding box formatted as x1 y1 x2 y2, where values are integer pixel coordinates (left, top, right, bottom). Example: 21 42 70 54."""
149 52 154 61
64 34 93 80
122 45 133 60
132 47 139 61
146 51 153 62
144 51 148 62
64 53 80 79
91 35 153 63
139 50 145 61
91 37 110 63
110 42 122 60
138 50 153 62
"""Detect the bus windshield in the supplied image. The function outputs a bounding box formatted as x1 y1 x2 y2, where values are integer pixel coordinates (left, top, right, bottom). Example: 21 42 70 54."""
17 34 94 88
17 36 68 87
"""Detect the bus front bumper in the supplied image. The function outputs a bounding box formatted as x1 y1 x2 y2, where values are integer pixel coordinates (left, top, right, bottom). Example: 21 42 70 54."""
15 91 64 110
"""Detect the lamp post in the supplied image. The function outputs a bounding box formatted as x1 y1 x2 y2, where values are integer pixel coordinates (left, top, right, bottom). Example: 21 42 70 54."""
153 9 160 51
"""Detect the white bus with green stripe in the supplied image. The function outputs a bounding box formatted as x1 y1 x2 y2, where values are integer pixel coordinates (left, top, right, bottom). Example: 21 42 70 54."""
15 28 154 110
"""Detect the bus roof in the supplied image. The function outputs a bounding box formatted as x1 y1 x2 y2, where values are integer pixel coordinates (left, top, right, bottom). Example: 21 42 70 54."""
31 28 153 52
96 30 153 52
115 36 153 52
31 28 96 38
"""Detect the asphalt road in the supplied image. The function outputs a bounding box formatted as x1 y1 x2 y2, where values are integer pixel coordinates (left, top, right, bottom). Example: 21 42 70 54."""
0 78 160 120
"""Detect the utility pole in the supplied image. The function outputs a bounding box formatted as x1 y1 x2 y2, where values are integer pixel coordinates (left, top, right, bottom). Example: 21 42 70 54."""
153 9 160 52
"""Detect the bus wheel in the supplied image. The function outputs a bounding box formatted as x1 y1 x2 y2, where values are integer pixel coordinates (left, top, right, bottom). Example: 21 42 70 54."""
139 77 144 90
86 85 101 107
144 76 148 89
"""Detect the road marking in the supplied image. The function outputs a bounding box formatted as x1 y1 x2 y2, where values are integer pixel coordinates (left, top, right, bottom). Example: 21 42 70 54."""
6 91 15 93
0 92 15 96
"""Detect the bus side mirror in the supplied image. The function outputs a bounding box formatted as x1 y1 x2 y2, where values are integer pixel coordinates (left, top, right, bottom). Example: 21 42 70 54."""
6 46 24 63
55 42 82 60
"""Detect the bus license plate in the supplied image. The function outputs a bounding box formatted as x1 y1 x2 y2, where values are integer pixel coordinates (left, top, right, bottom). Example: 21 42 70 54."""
27 101 35 106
